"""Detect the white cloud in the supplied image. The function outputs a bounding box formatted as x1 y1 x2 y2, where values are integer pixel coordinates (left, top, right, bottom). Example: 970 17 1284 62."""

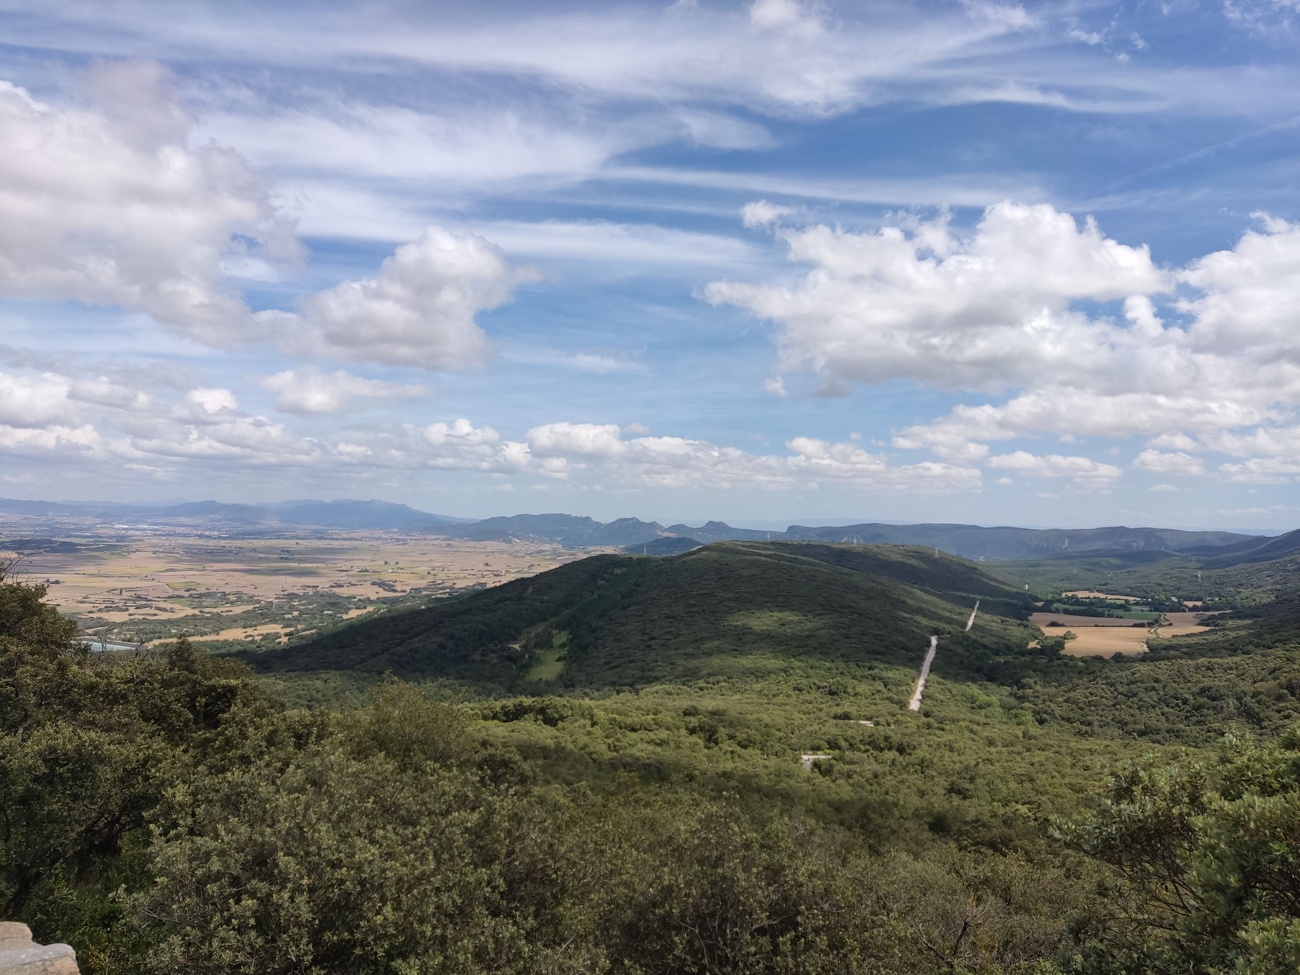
786 437 983 490
522 422 980 492
262 367 424 415
67 377 155 412
987 450 1123 490
289 227 519 369
11 0 1287 125
469 220 762 271
185 388 239 417
1147 432 1202 451
0 372 74 427
0 423 102 457
1221 0 1300 33
741 200 795 228
710 204 1300 484
1198 424 1300 458
200 101 626 187
749 0 811 31
1133 449 1206 475
0 66 296 346
1217 457 1300 483
528 422 626 460
1180 214 1300 362
0 367 988 495
680 110 776 150
706 201 1170 392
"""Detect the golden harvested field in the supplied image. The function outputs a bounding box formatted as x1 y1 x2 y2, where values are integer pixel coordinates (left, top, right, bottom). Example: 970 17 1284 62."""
1031 610 1218 657
5 533 591 644
1058 628 1151 656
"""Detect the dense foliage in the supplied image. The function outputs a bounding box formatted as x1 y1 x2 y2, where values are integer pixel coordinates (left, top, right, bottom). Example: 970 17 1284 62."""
1059 728 1300 974
3 541 1299 973
251 543 1037 691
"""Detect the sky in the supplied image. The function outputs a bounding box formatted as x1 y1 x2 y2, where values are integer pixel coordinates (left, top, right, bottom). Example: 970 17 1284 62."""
1 0 1299 530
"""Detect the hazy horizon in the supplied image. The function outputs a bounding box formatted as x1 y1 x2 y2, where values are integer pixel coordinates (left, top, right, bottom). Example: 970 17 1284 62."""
2 493 1290 537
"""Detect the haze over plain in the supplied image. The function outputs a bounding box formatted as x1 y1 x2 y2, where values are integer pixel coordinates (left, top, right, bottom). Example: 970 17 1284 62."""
1 0 1298 529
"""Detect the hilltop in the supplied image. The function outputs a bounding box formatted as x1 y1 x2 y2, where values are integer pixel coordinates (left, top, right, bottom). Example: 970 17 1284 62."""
249 541 1037 690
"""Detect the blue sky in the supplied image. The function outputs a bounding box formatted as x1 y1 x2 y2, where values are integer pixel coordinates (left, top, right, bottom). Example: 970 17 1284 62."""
1 0 1298 530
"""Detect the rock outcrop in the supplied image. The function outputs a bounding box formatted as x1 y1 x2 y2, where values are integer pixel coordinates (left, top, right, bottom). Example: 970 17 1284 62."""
0 923 79 975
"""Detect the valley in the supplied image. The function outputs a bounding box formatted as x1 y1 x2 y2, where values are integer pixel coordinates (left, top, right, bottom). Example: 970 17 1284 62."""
4 518 1299 975
3 533 584 648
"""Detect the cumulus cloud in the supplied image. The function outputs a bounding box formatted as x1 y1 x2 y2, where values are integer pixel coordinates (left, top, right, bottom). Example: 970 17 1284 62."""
741 200 795 228
0 371 990 500
1132 449 1205 475
528 422 626 459
67 377 155 412
1198 424 1300 458
262 367 425 415
706 201 1170 392
184 388 239 418
1179 214 1300 362
524 422 979 491
1218 456 1300 483
0 65 297 346
287 227 520 369
987 450 1123 490
0 423 102 458
0 372 74 428
712 204 1300 484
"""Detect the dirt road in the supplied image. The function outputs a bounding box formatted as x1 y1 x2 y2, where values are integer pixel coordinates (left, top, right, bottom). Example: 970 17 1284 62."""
908 635 939 712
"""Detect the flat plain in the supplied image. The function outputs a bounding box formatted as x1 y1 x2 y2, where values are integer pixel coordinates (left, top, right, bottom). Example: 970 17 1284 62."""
4 533 586 646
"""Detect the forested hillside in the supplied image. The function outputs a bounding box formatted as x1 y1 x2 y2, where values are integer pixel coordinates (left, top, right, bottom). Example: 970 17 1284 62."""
5 539 1300 974
250 542 1037 689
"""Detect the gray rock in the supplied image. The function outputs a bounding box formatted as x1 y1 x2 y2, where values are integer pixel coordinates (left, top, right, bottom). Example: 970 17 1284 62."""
0 923 79 975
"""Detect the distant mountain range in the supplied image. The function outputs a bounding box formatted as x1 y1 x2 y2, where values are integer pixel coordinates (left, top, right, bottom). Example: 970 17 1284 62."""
0 497 1285 561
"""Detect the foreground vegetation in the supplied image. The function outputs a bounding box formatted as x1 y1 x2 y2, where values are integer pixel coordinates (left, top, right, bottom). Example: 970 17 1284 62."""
4 539 1300 973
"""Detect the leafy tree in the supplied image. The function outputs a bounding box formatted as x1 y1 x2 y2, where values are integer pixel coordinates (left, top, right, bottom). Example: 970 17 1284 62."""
1060 727 1300 973
134 726 599 975
0 566 257 971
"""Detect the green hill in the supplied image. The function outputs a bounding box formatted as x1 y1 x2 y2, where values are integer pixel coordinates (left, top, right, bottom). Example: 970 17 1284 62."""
248 541 1038 690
